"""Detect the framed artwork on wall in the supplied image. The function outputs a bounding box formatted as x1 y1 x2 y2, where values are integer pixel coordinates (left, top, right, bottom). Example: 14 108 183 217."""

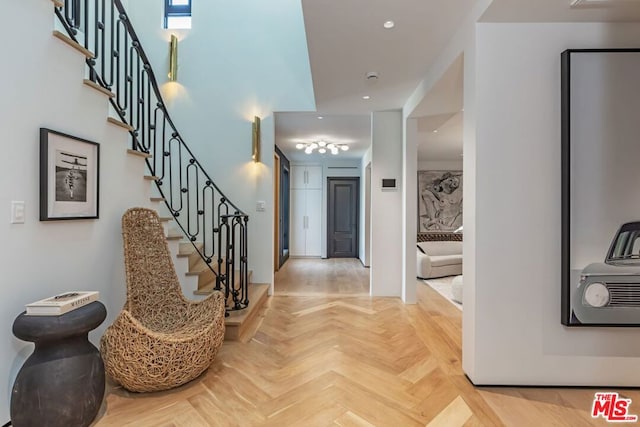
40 128 100 221
561 49 640 326
417 170 462 232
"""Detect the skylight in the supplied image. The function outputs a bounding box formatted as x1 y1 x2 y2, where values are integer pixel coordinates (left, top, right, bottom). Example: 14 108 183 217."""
164 0 192 29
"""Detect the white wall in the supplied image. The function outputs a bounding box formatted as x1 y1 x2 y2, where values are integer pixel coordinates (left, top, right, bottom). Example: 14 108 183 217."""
418 160 463 171
370 112 403 296
359 148 372 267
126 0 316 286
402 119 418 303
470 22 640 385
403 0 492 313
461 32 478 381
0 0 154 420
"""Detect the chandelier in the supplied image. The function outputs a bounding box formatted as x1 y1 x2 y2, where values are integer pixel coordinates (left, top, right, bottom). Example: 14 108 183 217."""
295 140 349 155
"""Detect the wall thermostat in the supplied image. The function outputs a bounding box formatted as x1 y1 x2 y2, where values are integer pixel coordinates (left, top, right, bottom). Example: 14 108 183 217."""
381 178 397 190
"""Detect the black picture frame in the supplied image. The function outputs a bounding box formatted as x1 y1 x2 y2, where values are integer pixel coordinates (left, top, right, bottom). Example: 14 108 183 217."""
561 48 640 327
40 128 100 221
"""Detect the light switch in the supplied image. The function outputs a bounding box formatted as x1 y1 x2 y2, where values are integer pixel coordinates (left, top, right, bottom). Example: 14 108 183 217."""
256 201 266 212
11 201 25 224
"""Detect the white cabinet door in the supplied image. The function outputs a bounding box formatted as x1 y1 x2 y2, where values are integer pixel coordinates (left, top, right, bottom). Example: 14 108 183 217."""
306 166 323 189
290 189 306 256
289 166 324 257
305 189 322 256
291 165 322 189
291 166 306 189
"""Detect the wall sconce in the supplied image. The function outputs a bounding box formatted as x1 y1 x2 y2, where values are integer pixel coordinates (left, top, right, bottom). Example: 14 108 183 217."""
168 34 178 81
252 116 261 163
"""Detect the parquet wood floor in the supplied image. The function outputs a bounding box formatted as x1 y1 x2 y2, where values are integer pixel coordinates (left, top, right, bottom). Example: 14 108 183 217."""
274 258 369 296
92 259 640 426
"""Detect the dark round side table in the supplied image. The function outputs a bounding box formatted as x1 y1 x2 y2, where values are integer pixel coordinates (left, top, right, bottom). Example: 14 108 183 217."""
11 301 107 427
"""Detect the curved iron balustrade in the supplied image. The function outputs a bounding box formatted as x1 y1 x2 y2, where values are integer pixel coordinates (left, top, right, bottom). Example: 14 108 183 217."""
53 0 249 311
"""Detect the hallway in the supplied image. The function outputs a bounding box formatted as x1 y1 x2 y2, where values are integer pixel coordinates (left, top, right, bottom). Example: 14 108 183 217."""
274 258 369 296
92 281 633 426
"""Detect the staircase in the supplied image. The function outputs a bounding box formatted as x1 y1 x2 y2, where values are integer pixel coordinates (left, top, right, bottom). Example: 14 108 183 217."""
48 0 268 339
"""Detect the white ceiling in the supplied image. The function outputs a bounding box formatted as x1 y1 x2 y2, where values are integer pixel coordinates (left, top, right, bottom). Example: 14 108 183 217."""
482 0 640 22
276 0 640 163
275 113 370 162
416 112 464 161
301 0 478 114
276 0 476 161
412 55 464 161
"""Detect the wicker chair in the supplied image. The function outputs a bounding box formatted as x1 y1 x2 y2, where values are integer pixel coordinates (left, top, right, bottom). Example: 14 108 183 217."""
100 207 225 392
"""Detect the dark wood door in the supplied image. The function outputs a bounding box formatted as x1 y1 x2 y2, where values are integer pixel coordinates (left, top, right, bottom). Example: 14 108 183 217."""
327 178 359 258
279 165 290 267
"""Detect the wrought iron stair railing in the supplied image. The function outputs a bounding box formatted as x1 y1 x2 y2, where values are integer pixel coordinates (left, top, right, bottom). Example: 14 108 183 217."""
53 0 249 311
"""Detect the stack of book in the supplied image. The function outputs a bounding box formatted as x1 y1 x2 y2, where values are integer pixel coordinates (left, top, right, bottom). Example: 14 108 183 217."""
25 291 99 316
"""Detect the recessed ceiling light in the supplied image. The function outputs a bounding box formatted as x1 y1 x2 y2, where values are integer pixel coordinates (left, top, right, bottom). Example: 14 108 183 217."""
318 116 324 120
383 20 395 29
433 130 438 133
362 95 371 100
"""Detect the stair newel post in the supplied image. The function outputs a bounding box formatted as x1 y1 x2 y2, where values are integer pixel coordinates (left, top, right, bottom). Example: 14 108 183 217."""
242 215 249 305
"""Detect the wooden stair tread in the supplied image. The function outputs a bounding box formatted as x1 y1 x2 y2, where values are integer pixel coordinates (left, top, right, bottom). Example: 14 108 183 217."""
51 0 64 7
193 270 252 294
185 257 225 275
191 282 268 341
178 242 203 256
186 269 211 276
127 149 151 159
52 30 94 58
193 284 221 295
224 283 268 327
166 232 182 241
144 175 160 181
107 117 134 131
150 197 165 202
83 79 115 98
158 216 173 222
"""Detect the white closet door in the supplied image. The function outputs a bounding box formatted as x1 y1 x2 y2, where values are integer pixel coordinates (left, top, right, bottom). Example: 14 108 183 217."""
291 166 306 189
290 189 306 256
306 166 323 189
305 188 322 256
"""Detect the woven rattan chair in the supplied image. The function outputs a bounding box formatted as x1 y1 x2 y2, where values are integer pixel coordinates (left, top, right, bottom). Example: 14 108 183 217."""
100 207 225 392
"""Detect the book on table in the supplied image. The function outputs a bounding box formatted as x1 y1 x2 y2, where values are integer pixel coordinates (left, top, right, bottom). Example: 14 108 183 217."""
25 291 99 316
